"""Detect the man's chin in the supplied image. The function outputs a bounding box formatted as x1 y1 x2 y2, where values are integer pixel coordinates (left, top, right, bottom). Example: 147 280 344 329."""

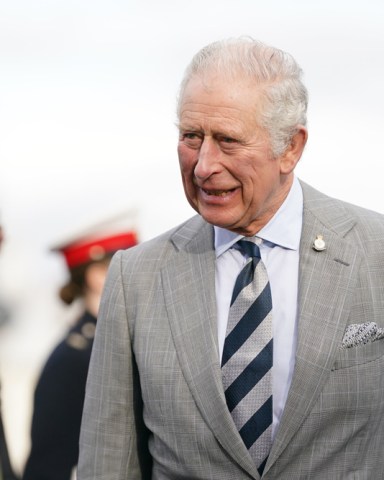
199 212 240 232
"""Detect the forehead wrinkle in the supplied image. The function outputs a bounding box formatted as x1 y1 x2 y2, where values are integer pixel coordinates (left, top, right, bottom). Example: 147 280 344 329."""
181 100 246 118
179 105 249 138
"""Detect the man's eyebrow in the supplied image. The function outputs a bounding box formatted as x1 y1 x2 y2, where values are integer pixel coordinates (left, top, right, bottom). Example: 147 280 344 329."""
214 129 239 137
176 122 242 140
177 123 202 131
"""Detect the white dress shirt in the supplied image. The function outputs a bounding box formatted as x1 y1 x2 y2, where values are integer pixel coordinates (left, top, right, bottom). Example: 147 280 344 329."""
214 176 303 439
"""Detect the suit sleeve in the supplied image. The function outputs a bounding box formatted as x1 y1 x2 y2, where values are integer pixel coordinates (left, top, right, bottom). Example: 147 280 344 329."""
78 251 147 479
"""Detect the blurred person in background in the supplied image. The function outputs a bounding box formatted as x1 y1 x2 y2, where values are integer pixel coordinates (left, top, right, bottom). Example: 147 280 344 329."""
22 219 138 480
0 223 19 480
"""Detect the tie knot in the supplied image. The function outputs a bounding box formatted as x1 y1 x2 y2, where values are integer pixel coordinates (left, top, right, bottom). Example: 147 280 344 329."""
237 238 261 259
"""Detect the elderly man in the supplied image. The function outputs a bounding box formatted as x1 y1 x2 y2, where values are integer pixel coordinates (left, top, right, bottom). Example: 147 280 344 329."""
78 38 384 479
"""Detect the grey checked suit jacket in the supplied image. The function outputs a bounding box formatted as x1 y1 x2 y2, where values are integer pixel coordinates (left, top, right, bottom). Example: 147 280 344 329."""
78 182 384 479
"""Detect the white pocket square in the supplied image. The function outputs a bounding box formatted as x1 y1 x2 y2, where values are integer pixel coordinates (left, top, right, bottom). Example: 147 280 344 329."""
341 322 384 349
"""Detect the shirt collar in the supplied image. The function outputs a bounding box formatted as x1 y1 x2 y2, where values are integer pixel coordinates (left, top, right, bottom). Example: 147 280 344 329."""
214 176 303 258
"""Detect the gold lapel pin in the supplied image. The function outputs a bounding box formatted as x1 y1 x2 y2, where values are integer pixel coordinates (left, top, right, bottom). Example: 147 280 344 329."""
313 234 326 251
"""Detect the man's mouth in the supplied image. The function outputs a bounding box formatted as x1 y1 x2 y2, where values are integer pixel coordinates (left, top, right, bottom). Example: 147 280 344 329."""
202 188 235 197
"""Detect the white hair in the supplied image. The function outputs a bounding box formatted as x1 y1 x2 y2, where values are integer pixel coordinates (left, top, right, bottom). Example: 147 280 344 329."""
177 37 308 157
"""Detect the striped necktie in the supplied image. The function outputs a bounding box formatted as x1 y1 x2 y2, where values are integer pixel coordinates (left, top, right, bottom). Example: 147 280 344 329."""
221 238 273 476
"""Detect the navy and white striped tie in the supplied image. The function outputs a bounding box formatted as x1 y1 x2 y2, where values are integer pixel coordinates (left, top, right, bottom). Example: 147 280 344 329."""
221 238 273 476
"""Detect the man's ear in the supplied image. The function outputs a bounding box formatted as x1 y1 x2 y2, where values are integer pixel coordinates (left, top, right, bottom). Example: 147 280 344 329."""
279 125 308 174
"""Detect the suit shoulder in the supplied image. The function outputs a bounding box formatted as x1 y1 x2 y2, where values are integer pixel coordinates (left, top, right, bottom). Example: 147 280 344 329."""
332 195 384 230
110 214 209 271
301 181 384 227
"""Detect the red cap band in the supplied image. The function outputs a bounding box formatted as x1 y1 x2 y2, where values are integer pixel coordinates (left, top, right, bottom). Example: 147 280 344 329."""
60 231 137 268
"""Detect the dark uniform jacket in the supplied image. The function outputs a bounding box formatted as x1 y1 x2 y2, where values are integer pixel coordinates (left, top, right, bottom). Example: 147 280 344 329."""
0 385 19 480
23 311 96 480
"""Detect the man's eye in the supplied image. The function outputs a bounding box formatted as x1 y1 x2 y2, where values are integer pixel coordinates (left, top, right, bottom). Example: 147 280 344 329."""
219 136 237 144
181 132 203 148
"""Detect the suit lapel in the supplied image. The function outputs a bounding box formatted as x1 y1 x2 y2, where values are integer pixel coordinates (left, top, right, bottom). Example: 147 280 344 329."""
266 183 361 471
161 217 260 479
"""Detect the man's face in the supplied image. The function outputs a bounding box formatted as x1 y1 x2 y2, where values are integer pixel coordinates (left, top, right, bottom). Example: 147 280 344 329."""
177 74 299 236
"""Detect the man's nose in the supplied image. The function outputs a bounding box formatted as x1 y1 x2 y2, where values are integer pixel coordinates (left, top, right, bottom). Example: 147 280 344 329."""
194 138 221 181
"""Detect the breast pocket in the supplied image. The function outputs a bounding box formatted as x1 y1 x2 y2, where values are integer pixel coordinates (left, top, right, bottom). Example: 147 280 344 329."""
311 337 384 420
332 337 384 370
